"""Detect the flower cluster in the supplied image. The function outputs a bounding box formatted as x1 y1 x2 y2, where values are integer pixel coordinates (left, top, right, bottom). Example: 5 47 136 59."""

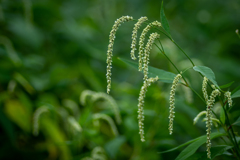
138 21 161 71
93 113 119 136
206 88 221 159
138 76 159 142
106 16 133 94
224 91 232 107
143 32 160 80
80 90 122 124
33 106 49 136
169 73 182 135
130 16 148 60
193 111 207 125
202 77 208 102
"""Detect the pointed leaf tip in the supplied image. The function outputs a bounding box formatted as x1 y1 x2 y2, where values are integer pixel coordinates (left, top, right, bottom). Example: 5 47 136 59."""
160 1 171 37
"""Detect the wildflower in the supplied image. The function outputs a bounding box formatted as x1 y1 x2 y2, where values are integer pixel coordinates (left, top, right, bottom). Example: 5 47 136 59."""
106 16 133 94
130 16 148 60
138 76 159 142
33 106 49 136
206 89 221 159
169 73 182 135
143 32 160 80
193 111 207 125
92 92 122 124
93 113 119 136
80 90 96 106
68 116 82 133
138 21 161 71
202 77 208 102
224 91 232 107
80 90 122 124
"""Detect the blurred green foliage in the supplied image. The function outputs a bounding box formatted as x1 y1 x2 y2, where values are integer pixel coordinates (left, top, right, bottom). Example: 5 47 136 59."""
0 0 239 159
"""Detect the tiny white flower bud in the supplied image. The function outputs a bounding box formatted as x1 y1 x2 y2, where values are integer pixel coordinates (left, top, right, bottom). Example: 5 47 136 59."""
168 73 182 135
130 17 148 60
138 76 159 142
138 21 161 71
106 16 133 94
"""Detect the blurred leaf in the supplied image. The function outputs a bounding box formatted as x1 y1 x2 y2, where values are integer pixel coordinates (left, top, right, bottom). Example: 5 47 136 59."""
4 100 31 132
105 136 126 158
118 58 176 83
175 132 226 160
231 89 240 99
220 107 225 124
232 116 240 127
160 132 225 154
193 66 219 89
160 1 171 38
41 117 72 160
185 145 233 160
219 81 234 89
14 72 35 94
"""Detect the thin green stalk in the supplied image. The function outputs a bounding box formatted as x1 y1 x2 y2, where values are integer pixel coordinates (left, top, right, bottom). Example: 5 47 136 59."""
212 110 239 159
223 104 240 157
154 43 205 103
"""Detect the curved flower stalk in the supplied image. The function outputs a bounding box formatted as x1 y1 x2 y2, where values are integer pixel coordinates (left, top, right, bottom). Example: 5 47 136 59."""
32 106 49 136
130 16 148 60
91 92 122 124
80 90 96 106
106 16 133 94
202 77 208 102
143 32 160 80
138 76 159 142
138 21 161 71
206 88 221 159
224 91 232 107
67 116 82 134
93 113 119 136
193 111 207 125
80 90 122 124
169 73 182 135
91 146 107 160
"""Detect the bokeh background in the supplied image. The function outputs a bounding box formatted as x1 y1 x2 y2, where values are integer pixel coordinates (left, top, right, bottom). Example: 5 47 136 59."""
0 0 240 159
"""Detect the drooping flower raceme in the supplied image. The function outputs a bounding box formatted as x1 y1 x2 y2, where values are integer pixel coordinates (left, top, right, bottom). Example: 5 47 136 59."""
224 91 232 107
138 21 161 71
169 73 182 135
138 76 159 142
193 111 207 125
143 32 160 80
206 89 221 159
106 16 133 94
130 16 148 60
202 77 209 102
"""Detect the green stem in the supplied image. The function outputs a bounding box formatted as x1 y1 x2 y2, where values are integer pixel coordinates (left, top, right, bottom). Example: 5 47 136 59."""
172 41 195 67
154 43 205 103
212 110 239 159
223 104 240 158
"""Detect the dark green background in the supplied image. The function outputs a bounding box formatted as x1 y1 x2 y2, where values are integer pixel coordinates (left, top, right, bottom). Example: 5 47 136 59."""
0 0 239 159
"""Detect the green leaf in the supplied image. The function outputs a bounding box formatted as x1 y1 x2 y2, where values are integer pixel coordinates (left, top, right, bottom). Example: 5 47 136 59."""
193 66 219 89
231 89 240 99
232 85 240 95
160 132 225 154
232 116 240 127
219 81 234 89
160 1 171 37
220 107 225 125
175 132 226 160
185 145 233 160
118 57 176 83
